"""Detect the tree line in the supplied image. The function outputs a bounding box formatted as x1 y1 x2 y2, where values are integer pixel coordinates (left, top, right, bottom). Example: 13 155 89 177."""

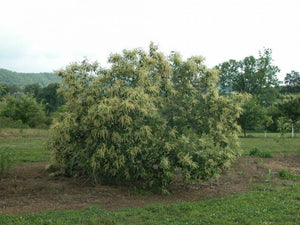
0 48 299 136
218 48 300 137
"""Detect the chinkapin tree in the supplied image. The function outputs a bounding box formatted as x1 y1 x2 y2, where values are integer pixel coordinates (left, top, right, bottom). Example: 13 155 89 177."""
47 44 245 193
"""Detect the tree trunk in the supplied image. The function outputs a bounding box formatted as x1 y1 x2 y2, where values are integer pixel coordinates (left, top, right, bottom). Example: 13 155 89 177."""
292 123 294 138
264 130 267 138
244 128 246 138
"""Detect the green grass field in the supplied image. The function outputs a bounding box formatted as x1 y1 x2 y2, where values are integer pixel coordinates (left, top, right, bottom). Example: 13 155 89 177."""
0 129 49 163
0 137 48 163
240 137 300 154
239 131 299 138
1 134 299 164
1 129 299 164
0 128 49 137
1 129 300 224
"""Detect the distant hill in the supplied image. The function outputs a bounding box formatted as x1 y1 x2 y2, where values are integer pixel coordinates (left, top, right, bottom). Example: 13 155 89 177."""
0 68 61 88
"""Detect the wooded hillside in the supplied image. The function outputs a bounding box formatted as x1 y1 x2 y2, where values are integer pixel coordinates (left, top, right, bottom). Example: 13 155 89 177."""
0 68 61 87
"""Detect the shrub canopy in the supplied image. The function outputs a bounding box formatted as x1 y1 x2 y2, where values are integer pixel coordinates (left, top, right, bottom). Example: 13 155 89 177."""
48 45 244 193
0 93 46 128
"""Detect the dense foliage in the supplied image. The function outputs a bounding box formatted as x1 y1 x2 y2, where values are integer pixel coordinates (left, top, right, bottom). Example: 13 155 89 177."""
217 49 281 136
281 70 300 94
0 93 47 128
24 83 65 115
0 82 65 128
237 96 265 137
47 45 244 192
218 49 280 98
275 94 300 137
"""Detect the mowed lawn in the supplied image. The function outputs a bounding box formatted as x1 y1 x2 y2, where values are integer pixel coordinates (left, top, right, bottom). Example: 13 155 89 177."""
0 137 49 163
0 129 300 224
240 137 300 154
0 128 49 163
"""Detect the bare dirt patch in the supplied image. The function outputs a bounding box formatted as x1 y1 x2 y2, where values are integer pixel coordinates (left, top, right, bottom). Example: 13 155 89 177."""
264 154 300 173
0 134 19 138
0 154 299 215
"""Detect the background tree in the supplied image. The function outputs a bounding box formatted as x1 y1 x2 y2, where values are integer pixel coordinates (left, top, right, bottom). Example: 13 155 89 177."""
237 96 266 137
24 83 42 101
0 83 8 100
282 70 300 94
24 83 65 115
0 93 46 128
40 83 65 115
275 94 300 137
260 109 273 138
218 48 280 104
5 84 21 96
217 49 280 135
218 59 240 94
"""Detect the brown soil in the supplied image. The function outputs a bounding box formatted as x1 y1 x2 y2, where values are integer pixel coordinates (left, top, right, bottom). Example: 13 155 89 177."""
0 134 19 138
0 154 299 215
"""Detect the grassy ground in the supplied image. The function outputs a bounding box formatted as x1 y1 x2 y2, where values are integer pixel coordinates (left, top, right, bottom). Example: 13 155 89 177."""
1 184 299 224
0 138 49 163
1 129 300 224
1 133 299 164
0 128 48 137
1 129 299 164
240 137 300 154
239 131 299 138
0 129 49 163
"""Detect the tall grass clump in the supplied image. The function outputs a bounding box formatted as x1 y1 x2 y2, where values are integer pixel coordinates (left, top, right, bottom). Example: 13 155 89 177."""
0 147 14 179
249 147 273 158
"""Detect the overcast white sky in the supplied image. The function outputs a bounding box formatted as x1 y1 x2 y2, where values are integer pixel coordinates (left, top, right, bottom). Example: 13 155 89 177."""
0 0 299 81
